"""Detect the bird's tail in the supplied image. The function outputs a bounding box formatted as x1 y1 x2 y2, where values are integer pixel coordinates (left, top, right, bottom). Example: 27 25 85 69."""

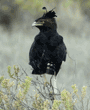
46 62 56 75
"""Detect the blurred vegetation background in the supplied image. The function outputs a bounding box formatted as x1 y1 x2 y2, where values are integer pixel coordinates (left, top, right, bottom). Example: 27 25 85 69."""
0 0 90 30
0 0 90 108
0 0 90 106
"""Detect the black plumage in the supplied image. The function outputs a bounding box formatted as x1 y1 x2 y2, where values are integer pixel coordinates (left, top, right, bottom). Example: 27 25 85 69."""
29 7 67 76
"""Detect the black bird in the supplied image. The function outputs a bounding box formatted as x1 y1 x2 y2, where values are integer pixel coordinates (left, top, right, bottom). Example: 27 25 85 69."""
29 7 67 76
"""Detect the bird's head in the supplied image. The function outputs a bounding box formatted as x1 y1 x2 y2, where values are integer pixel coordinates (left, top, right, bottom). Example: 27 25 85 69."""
32 7 57 32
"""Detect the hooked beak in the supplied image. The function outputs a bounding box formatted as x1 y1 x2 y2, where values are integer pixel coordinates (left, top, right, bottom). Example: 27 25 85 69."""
32 21 44 27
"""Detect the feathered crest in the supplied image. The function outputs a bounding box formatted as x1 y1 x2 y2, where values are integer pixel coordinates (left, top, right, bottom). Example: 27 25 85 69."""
42 7 57 18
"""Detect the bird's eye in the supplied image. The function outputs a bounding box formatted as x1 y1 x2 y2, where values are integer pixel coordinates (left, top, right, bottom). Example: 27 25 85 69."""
39 20 45 23
39 19 42 22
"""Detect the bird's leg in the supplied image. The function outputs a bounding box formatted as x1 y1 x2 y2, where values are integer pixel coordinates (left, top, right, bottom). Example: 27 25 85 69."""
43 74 49 87
53 72 57 94
50 75 53 87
